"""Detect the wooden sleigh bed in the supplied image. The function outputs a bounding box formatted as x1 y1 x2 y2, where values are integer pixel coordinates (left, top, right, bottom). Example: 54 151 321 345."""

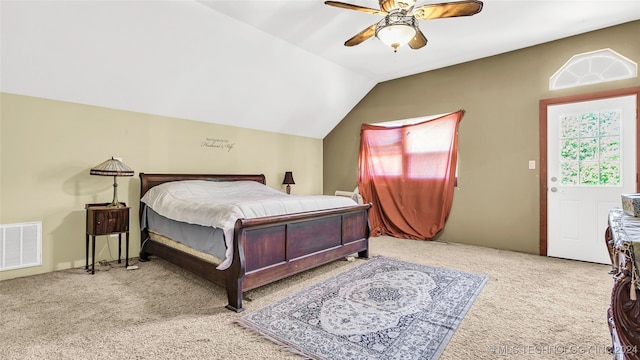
138 173 371 312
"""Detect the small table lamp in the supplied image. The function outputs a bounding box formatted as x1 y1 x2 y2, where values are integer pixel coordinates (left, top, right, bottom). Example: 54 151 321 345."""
282 171 295 194
90 157 134 207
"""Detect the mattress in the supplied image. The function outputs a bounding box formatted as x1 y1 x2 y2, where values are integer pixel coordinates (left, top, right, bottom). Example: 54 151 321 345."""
142 206 226 262
141 180 358 270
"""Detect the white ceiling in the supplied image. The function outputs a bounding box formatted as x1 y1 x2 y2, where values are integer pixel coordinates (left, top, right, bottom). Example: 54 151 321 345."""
2 1 639 139
201 0 640 82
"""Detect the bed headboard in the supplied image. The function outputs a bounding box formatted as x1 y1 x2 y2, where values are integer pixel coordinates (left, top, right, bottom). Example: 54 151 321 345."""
139 173 266 198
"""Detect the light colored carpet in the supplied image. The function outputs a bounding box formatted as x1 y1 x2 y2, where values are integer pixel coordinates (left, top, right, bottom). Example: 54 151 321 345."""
0 236 613 359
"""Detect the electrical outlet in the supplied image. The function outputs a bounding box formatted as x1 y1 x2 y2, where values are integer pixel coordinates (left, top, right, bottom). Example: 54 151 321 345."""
528 160 536 170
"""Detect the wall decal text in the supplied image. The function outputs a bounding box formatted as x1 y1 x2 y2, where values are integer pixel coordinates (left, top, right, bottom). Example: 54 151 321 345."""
201 138 235 152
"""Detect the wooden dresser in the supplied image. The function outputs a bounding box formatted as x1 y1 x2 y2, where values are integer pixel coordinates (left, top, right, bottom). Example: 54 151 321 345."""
606 209 640 359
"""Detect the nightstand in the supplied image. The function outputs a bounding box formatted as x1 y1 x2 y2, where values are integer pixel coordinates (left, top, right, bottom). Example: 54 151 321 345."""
85 203 130 274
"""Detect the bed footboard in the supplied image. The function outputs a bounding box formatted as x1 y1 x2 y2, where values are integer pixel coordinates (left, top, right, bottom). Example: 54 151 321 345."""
225 204 371 312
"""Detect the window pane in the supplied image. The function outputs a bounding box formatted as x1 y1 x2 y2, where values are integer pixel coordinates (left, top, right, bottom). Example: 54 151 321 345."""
561 161 579 185
580 161 599 185
600 161 620 186
579 115 598 137
579 138 598 161
560 139 579 161
600 111 620 136
600 136 620 161
561 115 579 138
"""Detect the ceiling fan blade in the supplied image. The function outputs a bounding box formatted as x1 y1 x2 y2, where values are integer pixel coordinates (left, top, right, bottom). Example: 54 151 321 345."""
324 1 387 16
412 0 483 20
344 23 377 46
408 28 427 49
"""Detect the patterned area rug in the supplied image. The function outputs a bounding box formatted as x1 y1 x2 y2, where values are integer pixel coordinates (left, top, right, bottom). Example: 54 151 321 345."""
237 256 488 360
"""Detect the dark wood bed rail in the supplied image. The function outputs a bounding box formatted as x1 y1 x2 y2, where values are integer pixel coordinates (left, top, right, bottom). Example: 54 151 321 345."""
139 173 266 195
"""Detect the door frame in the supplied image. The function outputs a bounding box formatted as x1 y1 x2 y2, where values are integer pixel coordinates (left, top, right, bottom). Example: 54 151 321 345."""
539 86 640 256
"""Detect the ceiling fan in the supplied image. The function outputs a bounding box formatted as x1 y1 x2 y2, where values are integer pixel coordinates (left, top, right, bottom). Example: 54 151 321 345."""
324 0 483 52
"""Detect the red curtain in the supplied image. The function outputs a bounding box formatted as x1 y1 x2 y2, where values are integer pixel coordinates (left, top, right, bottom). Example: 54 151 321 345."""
358 110 464 240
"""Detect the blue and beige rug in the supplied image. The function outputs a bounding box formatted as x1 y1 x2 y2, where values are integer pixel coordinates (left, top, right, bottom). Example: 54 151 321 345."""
237 256 488 360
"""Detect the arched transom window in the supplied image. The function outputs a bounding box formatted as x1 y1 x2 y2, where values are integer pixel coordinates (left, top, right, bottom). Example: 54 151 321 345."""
549 49 637 90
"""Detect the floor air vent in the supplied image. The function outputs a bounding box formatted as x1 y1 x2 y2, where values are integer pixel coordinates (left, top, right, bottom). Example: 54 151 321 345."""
1 222 42 271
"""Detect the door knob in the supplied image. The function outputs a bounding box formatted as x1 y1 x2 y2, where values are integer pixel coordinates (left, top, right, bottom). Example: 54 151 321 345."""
550 187 558 192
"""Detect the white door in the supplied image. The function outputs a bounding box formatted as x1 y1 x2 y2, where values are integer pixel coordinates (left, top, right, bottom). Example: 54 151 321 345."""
547 95 637 264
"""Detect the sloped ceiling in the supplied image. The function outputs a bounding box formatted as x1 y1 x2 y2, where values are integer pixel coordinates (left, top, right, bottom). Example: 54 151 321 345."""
2 1 639 139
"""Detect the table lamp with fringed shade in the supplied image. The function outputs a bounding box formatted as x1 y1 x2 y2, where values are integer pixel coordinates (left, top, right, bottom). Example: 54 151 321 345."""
90 157 134 208
282 171 295 195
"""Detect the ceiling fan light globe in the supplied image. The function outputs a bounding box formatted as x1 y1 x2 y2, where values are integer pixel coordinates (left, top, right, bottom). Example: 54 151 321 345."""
376 24 416 50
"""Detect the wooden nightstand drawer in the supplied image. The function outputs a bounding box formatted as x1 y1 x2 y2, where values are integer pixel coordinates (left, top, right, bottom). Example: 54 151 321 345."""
86 205 129 236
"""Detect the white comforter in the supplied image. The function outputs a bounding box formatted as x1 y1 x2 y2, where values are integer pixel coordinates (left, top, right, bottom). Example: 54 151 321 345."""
141 180 357 270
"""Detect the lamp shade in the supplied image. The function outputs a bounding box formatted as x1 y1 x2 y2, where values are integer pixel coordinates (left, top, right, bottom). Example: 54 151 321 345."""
282 171 295 185
90 157 134 207
90 157 134 177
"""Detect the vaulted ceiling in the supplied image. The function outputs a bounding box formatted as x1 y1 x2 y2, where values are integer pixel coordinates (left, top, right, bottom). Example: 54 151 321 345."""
2 1 639 139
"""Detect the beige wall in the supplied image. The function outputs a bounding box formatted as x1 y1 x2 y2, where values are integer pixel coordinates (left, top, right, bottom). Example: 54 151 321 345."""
323 21 640 255
0 94 322 280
